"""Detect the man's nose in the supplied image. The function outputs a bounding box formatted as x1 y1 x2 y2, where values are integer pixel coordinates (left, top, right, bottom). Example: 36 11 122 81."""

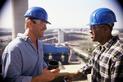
41 25 47 31
44 26 47 30
89 30 92 34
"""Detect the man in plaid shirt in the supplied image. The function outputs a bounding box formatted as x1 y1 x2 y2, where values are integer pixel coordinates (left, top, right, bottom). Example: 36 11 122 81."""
66 8 123 82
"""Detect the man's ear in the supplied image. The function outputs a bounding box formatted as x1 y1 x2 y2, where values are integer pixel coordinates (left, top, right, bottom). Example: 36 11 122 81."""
26 21 30 28
26 20 34 30
25 19 30 27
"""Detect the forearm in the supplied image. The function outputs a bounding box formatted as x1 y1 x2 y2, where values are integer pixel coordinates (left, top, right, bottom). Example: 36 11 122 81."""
31 76 41 82
31 70 58 82
31 75 48 82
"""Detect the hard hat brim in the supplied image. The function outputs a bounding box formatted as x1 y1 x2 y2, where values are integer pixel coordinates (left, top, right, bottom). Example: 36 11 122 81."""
25 16 51 24
45 21 51 24
39 19 51 24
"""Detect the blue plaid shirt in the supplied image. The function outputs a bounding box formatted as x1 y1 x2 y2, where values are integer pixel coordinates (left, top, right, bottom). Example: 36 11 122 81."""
82 36 123 82
2 33 47 82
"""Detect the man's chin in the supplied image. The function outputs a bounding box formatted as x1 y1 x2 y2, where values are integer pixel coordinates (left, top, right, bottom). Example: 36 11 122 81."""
91 38 96 42
38 35 44 39
39 34 43 37
91 37 94 40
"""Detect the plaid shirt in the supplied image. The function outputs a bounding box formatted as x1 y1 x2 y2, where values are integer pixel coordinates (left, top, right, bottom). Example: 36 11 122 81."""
82 36 123 82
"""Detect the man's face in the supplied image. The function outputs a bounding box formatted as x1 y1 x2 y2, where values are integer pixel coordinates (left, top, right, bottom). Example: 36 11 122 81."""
90 25 105 42
31 20 47 39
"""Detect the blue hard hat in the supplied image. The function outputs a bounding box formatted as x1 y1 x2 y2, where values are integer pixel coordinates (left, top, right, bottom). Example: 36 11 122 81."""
89 8 117 25
24 7 51 24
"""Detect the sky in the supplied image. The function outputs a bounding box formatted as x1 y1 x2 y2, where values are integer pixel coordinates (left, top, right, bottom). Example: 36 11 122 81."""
0 0 123 29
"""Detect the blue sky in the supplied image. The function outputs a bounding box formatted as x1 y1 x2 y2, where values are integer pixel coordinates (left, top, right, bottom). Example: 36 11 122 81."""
0 0 123 29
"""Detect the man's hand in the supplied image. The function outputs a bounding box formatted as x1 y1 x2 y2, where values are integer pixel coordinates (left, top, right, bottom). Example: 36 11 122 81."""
64 72 81 82
64 71 87 82
31 68 60 82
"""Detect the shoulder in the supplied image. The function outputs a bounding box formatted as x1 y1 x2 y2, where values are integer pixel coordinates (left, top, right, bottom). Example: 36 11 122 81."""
3 37 25 54
111 39 123 61
2 38 24 63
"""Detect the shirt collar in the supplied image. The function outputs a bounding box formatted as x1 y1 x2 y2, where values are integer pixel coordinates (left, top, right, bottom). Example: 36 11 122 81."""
102 36 119 50
17 33 30 41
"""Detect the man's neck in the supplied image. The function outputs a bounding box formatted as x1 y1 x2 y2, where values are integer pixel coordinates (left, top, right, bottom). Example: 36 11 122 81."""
100 35 112 45
24 29 38 49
